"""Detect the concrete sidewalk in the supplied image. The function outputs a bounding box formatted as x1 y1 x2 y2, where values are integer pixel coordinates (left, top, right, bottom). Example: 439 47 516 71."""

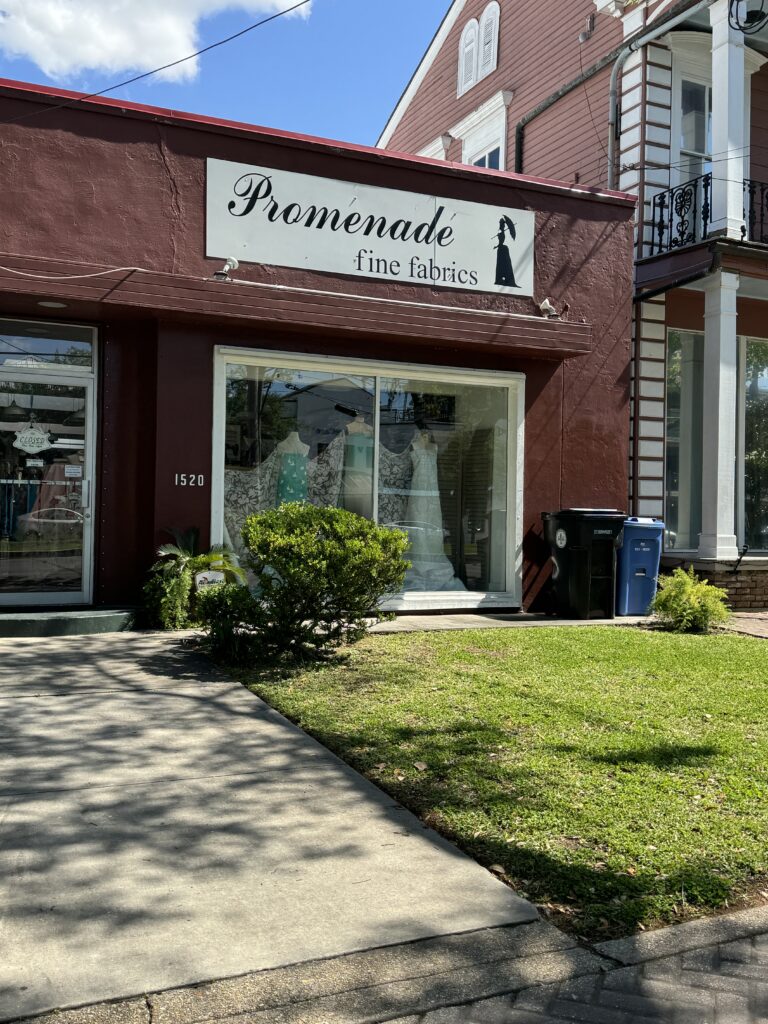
0 632 538 1022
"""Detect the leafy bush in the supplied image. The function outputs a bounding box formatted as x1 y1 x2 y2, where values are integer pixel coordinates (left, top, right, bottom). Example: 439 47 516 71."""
652 566 730 633
198 503 409 664
196 582 262 663
143 527 245 629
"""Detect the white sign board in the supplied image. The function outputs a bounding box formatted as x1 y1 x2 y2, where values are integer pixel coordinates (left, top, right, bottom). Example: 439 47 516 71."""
195 570 226 591
206 159 535 296
13 425 52 455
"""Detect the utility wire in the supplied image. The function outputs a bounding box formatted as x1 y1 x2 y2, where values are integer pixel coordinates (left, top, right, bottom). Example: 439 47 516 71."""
0 264 150 280
0 0 311 127
579 44 609 186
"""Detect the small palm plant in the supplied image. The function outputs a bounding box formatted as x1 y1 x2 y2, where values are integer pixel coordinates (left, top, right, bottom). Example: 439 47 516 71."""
144 527 245 629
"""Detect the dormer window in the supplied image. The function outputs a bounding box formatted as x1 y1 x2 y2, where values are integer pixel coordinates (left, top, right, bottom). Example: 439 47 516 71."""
457 2 500 97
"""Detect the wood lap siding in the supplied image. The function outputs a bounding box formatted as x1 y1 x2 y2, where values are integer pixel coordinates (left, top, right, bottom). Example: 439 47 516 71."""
750 63 768 183
523 66 614 187
386 0 622 186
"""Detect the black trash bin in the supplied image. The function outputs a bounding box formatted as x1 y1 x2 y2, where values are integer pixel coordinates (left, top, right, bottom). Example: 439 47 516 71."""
542 509 627 619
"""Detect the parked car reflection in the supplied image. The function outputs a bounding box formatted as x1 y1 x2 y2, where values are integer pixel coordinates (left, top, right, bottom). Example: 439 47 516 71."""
15 507 84 541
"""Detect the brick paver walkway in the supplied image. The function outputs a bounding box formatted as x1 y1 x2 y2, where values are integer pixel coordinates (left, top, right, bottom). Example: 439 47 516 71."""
394 917 768 1023
728 612 768 639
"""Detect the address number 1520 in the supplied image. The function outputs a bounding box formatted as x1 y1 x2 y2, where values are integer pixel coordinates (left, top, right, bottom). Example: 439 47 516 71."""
174 473 205 486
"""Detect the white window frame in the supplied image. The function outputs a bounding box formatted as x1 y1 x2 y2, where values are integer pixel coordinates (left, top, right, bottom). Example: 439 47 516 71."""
458 18 479 97
668 32 761 189
736 335 768 553
452 91 508 170
478 1 501 82
0 317 96 377
212 345 526 611
662 327 704 555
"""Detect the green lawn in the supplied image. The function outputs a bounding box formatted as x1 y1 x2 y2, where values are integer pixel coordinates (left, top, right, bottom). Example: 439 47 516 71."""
243 627 768 940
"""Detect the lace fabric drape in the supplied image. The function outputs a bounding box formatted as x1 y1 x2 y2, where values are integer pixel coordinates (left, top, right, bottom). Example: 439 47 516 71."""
223 434 465 592
224 433 345 555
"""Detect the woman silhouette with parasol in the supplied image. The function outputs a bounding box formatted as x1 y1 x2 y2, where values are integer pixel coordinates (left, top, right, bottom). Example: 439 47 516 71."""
494 216 519 287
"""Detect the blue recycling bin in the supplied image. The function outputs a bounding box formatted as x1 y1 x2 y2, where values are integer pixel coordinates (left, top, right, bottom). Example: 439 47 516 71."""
616 517 664 616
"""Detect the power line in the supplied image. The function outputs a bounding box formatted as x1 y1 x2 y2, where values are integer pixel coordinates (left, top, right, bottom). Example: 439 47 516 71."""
578 44 609 188
0 0 311 127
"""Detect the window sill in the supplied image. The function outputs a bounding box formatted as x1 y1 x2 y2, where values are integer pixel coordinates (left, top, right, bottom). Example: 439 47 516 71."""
381 591 520 612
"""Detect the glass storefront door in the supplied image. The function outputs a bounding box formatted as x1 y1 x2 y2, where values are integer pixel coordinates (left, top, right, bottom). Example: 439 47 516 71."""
0 320 96 605
214 349 524 608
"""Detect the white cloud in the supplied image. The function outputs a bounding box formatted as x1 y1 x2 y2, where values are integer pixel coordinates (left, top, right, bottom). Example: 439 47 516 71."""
0 0 310 82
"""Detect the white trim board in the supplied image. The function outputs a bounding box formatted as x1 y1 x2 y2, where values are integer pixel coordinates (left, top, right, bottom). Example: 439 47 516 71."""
378 0 467 149
455 90 508 168
419 91 508 168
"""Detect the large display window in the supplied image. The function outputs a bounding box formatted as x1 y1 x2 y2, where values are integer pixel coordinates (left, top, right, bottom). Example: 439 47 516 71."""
212 349 524 609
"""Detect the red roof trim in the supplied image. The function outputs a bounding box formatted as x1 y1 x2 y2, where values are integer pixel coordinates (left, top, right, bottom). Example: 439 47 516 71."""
0 76 636 206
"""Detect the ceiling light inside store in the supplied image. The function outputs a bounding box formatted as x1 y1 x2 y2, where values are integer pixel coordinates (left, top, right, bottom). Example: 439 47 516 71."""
3 399 28 422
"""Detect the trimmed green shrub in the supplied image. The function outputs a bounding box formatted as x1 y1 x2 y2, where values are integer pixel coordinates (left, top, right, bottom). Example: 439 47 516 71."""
196 582 262 663
652 566 730 633
143 527 245 629
198 503 409 664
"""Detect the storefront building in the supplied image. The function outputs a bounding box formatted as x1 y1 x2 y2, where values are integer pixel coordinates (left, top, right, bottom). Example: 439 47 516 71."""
0 79 634 615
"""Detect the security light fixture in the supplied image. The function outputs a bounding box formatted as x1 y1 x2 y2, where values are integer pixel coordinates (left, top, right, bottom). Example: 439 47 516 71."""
213 257 239 281
440 133 454 159
539 298 560 319
578 13 596 43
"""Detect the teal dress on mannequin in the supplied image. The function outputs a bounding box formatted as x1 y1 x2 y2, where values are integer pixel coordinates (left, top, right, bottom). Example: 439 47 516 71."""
342 434 374 517
276 452 308 504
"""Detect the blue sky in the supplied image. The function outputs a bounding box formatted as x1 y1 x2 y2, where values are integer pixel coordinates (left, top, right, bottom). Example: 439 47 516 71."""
0 1 449 146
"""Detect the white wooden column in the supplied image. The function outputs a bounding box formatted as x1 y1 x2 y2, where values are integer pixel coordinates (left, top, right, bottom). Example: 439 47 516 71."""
698 270 739 559
709 0 746 238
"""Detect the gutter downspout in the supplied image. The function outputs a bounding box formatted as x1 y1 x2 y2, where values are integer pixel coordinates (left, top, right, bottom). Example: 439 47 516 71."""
607 0 715 188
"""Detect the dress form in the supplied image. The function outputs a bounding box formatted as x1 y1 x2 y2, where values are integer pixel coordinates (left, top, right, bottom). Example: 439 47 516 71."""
276 431 309 503
276 431 310 456
404 431 465 592
343 416 374 517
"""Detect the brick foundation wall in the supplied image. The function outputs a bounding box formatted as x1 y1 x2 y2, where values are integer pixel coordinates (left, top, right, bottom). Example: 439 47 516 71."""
661 558 768 610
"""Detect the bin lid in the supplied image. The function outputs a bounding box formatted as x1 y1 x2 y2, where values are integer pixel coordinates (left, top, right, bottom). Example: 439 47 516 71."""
552 508 625 517
624 516 664 527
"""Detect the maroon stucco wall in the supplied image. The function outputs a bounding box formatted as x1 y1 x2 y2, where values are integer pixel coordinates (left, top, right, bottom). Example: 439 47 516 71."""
0 82 635 608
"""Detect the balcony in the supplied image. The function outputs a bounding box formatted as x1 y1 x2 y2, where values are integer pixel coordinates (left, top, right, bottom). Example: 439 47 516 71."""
648 174 712 256
744 179 768 244
649 174 768 256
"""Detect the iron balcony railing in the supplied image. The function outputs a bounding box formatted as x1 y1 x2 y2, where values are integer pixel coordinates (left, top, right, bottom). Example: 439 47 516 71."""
649 174 768 254
743 178 768 243
649 172 712 256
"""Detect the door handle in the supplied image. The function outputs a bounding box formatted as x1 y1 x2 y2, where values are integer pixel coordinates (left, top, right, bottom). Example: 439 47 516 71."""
80 480 91 509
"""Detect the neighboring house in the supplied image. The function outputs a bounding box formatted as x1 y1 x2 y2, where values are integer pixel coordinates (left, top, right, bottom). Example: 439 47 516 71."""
379 0 768 607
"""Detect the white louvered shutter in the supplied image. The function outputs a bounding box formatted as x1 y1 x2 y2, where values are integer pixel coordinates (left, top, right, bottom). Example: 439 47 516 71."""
459 21 478 94
479 2 499 79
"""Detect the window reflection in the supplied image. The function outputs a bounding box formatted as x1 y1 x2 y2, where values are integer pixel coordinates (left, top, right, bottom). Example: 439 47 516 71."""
744 340 768 550
223 362 511 594
664 331 704 549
